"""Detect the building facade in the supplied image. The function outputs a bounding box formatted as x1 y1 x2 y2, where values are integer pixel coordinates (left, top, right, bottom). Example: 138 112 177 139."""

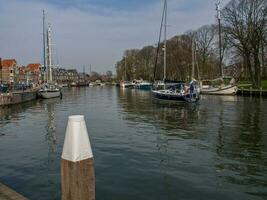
1 59 18 85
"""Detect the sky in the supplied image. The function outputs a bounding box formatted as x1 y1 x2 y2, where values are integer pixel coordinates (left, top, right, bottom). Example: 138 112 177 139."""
0 0 230 73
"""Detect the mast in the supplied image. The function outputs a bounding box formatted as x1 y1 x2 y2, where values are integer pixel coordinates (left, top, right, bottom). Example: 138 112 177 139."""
47 23 53 83
192 35 195 79
153 0 166 82
43 10 47 82
163 0 167 85
216 0 223 77
124 55 127 81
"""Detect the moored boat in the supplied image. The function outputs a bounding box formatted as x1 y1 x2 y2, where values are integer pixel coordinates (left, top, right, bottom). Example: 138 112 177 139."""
39 84 61 99
151 0 199 103
134 80 152 90
39 12 61 99
152 81 200 102
200 78 237 95
120 81 133 89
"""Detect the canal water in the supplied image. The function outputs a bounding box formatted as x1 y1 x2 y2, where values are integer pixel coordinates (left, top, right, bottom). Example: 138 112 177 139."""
0 87 266 200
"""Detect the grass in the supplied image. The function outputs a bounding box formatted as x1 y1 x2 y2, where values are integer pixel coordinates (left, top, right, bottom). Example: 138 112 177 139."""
238 79 267 90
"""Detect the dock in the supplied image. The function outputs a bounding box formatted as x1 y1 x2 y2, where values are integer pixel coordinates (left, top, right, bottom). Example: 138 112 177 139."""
0 183 28 200
0 89 38 106
237 88 267 97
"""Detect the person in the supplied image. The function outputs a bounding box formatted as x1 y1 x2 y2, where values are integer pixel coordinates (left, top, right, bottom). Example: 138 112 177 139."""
190 83 194 98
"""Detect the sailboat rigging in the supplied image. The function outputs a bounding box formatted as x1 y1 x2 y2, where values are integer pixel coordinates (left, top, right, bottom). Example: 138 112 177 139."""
38 11 62 99
200 1 237 95
152 0 200 103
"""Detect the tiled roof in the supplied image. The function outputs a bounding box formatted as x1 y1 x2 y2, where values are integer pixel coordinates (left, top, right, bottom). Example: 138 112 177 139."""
1 59 17 68
26 63 41 71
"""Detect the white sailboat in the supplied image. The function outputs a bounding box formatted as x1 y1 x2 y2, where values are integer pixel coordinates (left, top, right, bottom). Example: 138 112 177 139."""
39 11 61 99
200 1 237 95
152 0 200 103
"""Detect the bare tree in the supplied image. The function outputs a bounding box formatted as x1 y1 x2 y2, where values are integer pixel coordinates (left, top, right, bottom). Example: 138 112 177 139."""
223 0 267 88
195 25 217 79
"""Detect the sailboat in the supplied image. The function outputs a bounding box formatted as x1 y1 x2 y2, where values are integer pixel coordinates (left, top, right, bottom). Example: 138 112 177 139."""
200 1 237 95
151 0 200 103
39 11 61 99
120 56 133 88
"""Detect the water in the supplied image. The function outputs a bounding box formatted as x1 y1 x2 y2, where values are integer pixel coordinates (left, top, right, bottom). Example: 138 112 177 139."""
0 87 266 200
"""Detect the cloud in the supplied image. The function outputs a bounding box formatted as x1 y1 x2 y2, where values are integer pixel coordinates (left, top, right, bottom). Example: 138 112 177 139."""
0 0 230 73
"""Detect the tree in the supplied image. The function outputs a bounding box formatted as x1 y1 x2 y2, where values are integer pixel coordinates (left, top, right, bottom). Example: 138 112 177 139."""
195 25 218 79
222 0 267 88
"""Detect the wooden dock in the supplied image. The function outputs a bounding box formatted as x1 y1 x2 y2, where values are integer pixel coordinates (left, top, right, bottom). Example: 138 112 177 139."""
237 88 267 97
0 183 28 200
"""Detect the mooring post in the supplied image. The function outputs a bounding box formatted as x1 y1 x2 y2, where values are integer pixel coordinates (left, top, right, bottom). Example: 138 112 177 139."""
61 115 95 200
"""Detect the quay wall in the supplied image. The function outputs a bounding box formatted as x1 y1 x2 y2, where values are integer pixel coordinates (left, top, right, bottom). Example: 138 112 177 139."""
0 89 38 106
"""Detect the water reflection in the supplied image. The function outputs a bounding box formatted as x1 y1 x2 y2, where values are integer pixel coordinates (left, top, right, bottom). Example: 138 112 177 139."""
117 88 203 132
0 87 266 200
0 101 37 122
117 89 267 198
0 101 38 136
40 99 61 200
213 97 267 197
44 99 58 155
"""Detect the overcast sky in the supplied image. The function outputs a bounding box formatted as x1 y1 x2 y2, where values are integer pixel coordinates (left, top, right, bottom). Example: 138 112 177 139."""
0 0 230 73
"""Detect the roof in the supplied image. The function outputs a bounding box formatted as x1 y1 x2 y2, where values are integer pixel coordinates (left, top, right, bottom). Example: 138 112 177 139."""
26 63 41 71
1 59 17 68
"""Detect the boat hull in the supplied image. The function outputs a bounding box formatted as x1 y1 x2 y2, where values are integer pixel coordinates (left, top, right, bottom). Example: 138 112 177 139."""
201 85 237 95
39 91 61 99
135 84 152 90
120 83 133 89
152 90 199 102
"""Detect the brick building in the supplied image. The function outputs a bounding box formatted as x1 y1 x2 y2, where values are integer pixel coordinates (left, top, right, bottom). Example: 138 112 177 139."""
0 59 18 84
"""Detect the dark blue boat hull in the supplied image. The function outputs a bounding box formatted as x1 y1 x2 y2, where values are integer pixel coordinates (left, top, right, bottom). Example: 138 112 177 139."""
152 91 199 102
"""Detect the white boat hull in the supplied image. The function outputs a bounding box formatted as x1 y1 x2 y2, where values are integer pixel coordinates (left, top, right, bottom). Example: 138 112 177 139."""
39 91 61 99
201 85 238 95
120 82 132 88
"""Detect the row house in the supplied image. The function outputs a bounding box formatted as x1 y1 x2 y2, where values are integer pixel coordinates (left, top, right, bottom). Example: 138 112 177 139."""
0 59 18 85
66 69 79 83
53 68 69 83
19 63 41 85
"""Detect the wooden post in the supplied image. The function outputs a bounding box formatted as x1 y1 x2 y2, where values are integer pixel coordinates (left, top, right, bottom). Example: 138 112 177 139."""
61 115 95 200
260 87 262 96
250 87 252 96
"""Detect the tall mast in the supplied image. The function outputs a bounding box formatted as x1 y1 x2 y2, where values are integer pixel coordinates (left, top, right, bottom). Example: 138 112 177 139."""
192 35 195 79
47 23 53 82
216 0 223 77
43 10 47 82
163 0 167 85
124 55 127 81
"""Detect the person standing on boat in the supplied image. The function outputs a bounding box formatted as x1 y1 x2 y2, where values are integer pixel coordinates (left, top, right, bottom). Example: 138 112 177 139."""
190 83 194 98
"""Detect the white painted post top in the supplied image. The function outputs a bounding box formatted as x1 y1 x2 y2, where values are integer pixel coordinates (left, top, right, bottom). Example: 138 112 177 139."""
62 115 93 162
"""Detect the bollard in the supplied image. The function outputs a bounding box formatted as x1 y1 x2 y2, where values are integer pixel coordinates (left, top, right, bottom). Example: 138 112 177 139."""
61 115 95 200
